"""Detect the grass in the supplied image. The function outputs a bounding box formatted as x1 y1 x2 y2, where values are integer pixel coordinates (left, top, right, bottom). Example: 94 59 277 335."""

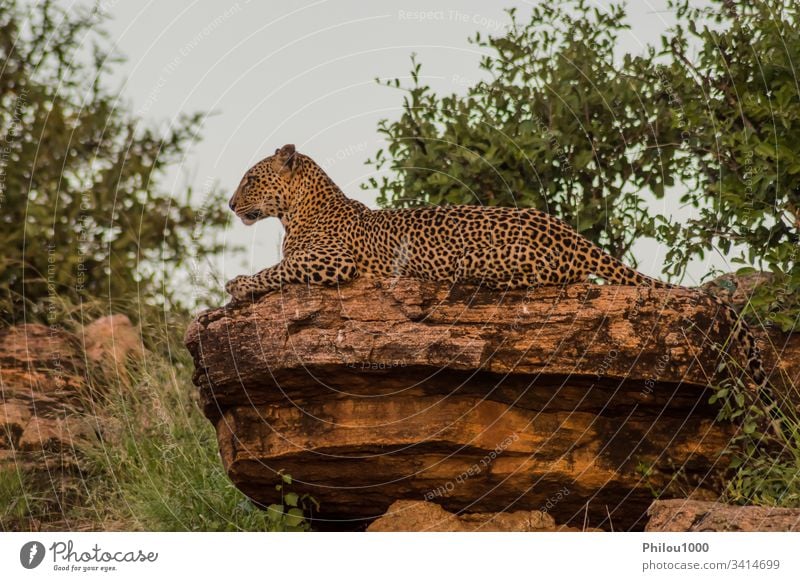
0 468 45 528
0 302 312 532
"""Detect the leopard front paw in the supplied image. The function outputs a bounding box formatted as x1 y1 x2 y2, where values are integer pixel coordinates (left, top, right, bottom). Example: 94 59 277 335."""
225 275 261 302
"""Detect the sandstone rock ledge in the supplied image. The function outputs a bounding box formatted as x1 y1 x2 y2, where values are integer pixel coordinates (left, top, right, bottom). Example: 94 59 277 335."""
185 278 778 531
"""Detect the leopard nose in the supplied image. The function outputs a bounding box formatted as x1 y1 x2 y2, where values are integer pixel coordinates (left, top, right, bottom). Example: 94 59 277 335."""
228 196 237 211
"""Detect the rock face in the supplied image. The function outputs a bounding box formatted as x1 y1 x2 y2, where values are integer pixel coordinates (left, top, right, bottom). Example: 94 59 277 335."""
0 324 93 529
646 499 800 531
184 278 791 531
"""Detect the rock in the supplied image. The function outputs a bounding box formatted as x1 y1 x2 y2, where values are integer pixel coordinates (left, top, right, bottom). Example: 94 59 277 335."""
82 314 144 382
0 325 90 461
0 324 85 382
17 415 92 453
646 499 800 531
184 278 795 531
367 500 586 531
0 324 94 530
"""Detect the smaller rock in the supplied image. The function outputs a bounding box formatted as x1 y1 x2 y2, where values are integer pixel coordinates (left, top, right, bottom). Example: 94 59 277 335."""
366 500 590 532
82 314 144 378
0 324 95 530
646 499 800 532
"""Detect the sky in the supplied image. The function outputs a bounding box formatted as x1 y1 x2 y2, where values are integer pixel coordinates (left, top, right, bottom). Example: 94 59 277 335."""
97 0 723 287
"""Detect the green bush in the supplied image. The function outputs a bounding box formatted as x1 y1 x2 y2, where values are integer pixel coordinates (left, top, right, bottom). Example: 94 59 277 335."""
645 1 800 331
0 0 229 325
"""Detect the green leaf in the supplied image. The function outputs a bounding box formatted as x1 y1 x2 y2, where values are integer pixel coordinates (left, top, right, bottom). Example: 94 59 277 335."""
266 505 284 522
285 508 305 528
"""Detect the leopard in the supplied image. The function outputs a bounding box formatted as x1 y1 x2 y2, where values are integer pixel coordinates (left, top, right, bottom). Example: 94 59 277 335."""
225 144 772 403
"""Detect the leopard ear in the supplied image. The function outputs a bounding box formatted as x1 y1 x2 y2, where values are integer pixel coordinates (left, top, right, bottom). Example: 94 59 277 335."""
272 143 296 174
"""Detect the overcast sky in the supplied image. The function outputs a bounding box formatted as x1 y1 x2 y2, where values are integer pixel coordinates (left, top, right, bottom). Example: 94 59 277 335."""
99 0 722 287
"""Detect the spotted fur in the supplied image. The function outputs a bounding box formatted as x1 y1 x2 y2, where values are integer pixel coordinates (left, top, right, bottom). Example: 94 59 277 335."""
227 144 769 396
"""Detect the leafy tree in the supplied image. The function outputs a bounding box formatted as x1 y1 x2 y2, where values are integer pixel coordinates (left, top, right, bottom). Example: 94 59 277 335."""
643 0 800 331
368 0 799 330
0 0 229 325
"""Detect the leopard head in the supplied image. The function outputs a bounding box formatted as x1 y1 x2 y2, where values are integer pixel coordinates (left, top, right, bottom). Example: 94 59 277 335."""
228 144 300 225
